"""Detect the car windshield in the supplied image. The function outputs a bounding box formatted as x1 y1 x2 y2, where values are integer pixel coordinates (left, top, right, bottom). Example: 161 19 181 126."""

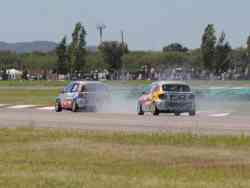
162 84 191 92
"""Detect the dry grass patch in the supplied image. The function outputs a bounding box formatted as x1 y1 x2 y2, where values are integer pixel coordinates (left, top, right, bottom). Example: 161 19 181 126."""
0 127 250 187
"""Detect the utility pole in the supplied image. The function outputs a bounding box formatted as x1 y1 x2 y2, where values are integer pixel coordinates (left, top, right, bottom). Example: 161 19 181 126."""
121 30 125 46
97 24 106 44
121 30 127 53
120 30 127 80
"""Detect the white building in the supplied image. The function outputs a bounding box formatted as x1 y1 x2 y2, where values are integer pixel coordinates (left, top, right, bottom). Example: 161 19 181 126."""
6 69 22 80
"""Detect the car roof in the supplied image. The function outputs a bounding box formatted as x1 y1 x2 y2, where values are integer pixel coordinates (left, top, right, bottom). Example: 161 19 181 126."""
71 81 105 85
152 81 189 86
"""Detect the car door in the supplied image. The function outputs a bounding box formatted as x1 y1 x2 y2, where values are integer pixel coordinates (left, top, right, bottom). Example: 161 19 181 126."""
77 84 88 108
139 84 153 112
147 84 160 111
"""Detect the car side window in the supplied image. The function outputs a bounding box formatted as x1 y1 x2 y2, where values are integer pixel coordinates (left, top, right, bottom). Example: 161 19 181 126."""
81 85 87 92
150 84 159 93
71 83 79 93
142 85 151 94
63 83 74 93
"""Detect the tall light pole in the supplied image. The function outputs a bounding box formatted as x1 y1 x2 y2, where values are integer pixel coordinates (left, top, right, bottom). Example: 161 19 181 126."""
121 30 125 46
97 24 106 44
121 30 127 53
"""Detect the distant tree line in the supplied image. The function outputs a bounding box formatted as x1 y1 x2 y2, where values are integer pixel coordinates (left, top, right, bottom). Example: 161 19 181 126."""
122 24 250 80
0 23 250 80
0 51 57 80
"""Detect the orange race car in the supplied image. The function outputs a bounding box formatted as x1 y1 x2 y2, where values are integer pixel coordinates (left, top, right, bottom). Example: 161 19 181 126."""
137 81 196 116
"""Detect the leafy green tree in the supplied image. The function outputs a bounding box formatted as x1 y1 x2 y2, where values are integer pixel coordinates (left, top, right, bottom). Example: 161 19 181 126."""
99 41 127 73
214 32 232 76
72 22 82 48
163 43 188 53
75 25 87 74
21 69 28 80
67 22 88 79
247 35 250 55
56 36 68 75
68 22 82 78
245 35 250 78
122 51 189 73
122 52 146 73
67 45 75 78
0 51 19 71
188 49 204 79
2 69 8 80
247 35 250 65
201 24 217 73
230 48 248 79
20 52 57 79
85 53 109 73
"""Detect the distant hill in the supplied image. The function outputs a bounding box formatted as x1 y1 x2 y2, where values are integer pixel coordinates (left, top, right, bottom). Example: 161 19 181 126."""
0 41 58 54
0 41 98 54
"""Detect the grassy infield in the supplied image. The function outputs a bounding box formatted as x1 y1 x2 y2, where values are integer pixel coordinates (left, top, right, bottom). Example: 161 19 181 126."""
1 128 250 188
0 80 68 106
1 79 250 106
0 80 250 187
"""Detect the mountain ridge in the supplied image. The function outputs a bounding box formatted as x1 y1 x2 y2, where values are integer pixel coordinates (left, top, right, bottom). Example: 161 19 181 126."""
0 41 58 53
0 41 98 54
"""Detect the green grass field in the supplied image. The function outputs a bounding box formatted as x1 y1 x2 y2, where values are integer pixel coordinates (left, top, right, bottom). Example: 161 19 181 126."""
0 128 250 188
0 89 59 106
1 80 250 88
0 80 250 106
0 80 69 87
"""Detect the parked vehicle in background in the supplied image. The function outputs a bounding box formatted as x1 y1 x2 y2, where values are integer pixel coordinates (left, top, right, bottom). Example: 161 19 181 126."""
55 81 110 112
137 81 196 116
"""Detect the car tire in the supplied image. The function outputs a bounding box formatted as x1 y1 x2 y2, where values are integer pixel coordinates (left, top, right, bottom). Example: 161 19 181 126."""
137 104 144 115
55 101 62 112
152 104 160 116
189 110 196 116
174 112 181 116
72 101 79 112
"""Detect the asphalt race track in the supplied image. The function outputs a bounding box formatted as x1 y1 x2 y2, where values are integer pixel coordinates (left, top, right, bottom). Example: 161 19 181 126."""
0 108 250 135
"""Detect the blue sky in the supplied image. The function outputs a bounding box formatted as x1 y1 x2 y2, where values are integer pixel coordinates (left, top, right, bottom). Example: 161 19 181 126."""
0 0 249 50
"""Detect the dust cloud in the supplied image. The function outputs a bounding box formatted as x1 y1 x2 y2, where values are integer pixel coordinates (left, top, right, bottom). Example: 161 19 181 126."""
100 84 250 115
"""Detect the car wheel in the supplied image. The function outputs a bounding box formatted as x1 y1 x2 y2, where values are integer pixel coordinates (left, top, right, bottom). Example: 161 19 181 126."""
72 101 79 112
137 104 144 115
55 101 62 112
174 112 181 116
152 104 160 116
189 110 196 116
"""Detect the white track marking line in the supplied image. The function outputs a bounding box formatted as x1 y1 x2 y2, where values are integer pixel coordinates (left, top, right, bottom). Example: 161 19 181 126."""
182 111 231 117
180 111 209 116
197 110 211 114
8 105 37 109
37 106 54 110
209 113 231 117
0 104 9 107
